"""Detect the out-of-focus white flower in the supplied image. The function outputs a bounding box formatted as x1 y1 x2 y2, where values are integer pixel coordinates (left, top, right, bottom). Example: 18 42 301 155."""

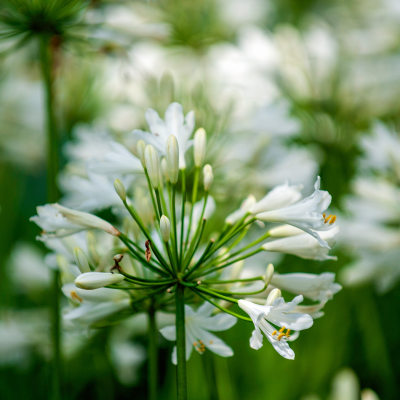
249 181 303 214
87 141 143 176
256 177 336 248
160 302 237 364
225 195 256 225
31 204 120 238
262 226 340 261
62 283 129 303
271 272 342 302
133 102 195 169
238 295 313 360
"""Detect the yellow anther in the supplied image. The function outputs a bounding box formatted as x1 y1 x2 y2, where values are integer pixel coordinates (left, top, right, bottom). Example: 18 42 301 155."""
323 213 326 219
272 330 277 336
329 215 337 224
279 326 286 333
277 333 285 341
209 340 213 344
286 329 291 336
71 291 83 302
193 342 197 347
324 214 332 223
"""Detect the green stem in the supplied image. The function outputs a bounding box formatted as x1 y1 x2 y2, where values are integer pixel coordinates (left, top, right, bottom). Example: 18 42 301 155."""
40 35 61 400
175 284 187 400
179 168 186 265
184 166 200 252
148 309 158 400
184 239 215 279
172 185 179 266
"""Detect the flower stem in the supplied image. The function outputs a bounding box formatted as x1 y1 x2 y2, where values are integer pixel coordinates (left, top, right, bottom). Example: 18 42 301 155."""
175 284 187 400
148 308 158 400
184 166 200 252
179 168 186 266
39 35 61 400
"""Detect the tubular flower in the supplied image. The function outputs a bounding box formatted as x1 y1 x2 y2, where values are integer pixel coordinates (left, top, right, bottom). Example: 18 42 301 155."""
160 302 237 364
132 102 195 169
256 177 336 248
238 296 313 360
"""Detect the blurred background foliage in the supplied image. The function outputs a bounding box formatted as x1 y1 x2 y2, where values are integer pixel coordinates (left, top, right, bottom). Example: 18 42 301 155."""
0 0 399 399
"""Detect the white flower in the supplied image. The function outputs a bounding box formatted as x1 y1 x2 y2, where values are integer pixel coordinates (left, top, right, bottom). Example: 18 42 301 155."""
31 204 120 238
262 226 340 260
132 102 195 169
256 177 336 248
271 272 342 302
87 141 143 176
249 181 303 214
225 195 256 225
160 302 237 364
75 272 125 290
238 296 313 360
62 283 129 303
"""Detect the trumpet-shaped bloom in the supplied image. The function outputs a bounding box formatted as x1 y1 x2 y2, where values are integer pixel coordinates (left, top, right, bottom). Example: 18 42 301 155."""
249 181 303 214
256 177 335 248
262 226 340 260
31 204 120 238
238 296 313 360
132 102 195 169
271 272 342 302
160 302 237 364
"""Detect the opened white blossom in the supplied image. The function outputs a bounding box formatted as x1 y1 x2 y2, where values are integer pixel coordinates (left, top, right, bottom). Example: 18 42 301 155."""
133 102 195 169
249 181 303 214
238 296 313 360
160 302 237 364
262 226 340 260
271 272 342 302
31 204 120 237
225 195 256 225
256 177 336 248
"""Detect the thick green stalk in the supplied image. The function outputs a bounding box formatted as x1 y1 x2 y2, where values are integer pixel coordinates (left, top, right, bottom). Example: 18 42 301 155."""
148 309 158 400
184 166 200 252
175 285 187 400
39 35 61 400
171 185 179 265
179 168 186 265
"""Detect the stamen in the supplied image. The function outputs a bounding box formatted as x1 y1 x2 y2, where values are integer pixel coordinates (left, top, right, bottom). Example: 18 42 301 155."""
272 330 277 336
193 342 197 347
322 213 326 219
209 340 213 344
324 214 337 224
286 329 291 336
279 326 286 333
71 291 83 302
277 333 285 341
329 215 336 224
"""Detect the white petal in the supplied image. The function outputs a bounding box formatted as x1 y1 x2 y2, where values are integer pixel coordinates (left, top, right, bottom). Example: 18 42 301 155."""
159 325 176 341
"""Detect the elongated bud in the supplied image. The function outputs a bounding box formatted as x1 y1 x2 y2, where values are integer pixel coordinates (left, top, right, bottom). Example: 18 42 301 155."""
204 171 213 191
264 263 274 286
161 157 170 182
75 272 124 290
74 247 90 273
269 225 303 238
166 135 179 184
194 128 206 167
266 288 281 306
114 179 126 202
137 140 146 165
160 215 171 242
203 164 212 175
87 231 99 264
145 145 160 188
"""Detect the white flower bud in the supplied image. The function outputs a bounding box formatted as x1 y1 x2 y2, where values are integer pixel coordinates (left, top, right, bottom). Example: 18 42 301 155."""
265 288 281 306
203 164 212 175
75 272 124 290
160 215 171 242
269 225 303 238
114 179 126 202
74 247 90 274
166 135 179 184
194 128 207 167
264 263 274 286
161 157 170 182
52 204 120 236
87 231 99 264
145 145 160 189
137 140 146 165
204 171 213 191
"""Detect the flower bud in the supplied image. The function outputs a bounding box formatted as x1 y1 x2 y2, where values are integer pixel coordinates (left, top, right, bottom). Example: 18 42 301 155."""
203 164 212 175
204 171 213 191
160 215 171 242
161 157 170 182
87 231 100 264
74 247 90 273
265 288 281 306
194 128 206 167
264 263 274 286
114 179 126 202
166 135 179 184
137 140 146 165
75 272 124 290
145 145 160 189
269 224 303 238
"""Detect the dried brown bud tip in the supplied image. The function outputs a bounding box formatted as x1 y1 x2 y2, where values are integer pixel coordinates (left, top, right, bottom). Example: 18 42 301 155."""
145 240 152 262
197 281 201 285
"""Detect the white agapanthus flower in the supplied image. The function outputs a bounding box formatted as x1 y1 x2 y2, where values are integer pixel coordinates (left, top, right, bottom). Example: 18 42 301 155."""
132 102 195 169
87 141 143 176
225 195 256 225
238 295 313 360
256 177 336 248
262 226 340 260
160 302 237 364
271 272 342 303
31 204 120 238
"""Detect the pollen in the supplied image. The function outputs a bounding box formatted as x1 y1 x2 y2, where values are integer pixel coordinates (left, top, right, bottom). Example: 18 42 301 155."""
272 330 277 336
71 291 83 302
324 214 337 224
272 327 291 341
279 326 286 333
209 340 213 344
277 333 285 341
